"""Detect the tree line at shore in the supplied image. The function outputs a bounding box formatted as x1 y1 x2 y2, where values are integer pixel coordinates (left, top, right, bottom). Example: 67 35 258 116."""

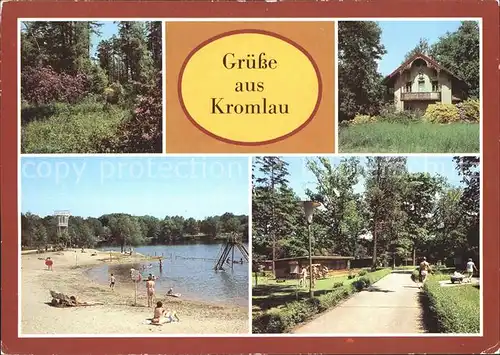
21 21 162 153
22 212 249 251
252 156 479 269
339 21 480 122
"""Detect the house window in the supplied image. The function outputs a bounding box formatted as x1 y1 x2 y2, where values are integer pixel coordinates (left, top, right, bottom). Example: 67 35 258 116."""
405 81 412 93
432 81 439 92
418 79 425 92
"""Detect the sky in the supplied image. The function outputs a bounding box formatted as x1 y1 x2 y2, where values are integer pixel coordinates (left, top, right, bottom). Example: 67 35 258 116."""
90 21 119 58
21 157 250 219
254 156 466 200
376 21 464 76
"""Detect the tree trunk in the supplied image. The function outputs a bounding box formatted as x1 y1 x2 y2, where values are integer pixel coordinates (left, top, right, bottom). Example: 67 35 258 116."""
272 237 276 277
120 240 125 253
371 223 377 270
412 246 416 266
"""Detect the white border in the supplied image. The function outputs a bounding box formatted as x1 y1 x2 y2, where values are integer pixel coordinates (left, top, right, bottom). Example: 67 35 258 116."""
161 21 167 154
334 22 339 153
17 17 483 338
247 156 254 333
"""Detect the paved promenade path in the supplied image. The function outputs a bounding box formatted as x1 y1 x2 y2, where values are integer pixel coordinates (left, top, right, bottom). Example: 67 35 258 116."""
293 272 424 334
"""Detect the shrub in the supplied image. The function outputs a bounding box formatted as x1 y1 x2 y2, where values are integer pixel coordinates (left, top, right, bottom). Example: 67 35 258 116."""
353 279 365 291
379 104 423 123
21 66 89 105
333 282 344 288
318 285 354 311
456 99 480 122
423 279 480 333
358 270 367 276
101 73 162 153
104 82 124 105
351 114 377 125
360 275 371 286
355 269 392 290
423 103 460 124
88 63 108 95
253 298 320 333
411 269 420 283
338 120 351 128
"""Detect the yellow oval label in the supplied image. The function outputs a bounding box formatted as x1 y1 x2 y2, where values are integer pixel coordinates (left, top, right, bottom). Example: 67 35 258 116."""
179 30 322 145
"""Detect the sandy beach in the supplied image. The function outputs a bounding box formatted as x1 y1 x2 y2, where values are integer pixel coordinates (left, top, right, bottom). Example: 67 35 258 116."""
21 249 249 335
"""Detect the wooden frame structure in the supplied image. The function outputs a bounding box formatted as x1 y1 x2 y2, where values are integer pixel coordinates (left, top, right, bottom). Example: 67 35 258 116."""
214 234 249 270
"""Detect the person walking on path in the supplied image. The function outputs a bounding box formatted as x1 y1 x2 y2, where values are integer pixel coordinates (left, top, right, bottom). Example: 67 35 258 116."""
465 258 478 282
418 257 430 288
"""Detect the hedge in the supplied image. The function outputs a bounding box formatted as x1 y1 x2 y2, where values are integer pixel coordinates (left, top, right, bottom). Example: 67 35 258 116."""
252 268 392 333
423 279 480 333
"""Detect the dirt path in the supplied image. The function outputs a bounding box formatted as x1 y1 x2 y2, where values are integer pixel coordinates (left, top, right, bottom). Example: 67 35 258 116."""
293 272 424 334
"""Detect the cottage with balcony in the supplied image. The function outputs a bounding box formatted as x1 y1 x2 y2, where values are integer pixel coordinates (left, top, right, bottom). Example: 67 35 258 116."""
383 53 468 112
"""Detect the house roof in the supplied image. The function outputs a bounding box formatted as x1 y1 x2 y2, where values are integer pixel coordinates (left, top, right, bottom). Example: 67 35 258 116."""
275 256 355 262
382 52 466 86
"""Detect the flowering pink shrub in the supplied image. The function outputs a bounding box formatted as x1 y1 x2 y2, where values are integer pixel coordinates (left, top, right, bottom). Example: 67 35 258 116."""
21 66 89 105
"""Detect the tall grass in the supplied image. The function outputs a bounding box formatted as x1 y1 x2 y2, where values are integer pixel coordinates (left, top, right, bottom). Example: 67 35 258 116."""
21 100 130 153
339 121 479 153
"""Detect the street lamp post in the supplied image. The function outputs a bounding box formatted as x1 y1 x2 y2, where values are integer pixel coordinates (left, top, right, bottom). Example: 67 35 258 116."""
301 201 321 298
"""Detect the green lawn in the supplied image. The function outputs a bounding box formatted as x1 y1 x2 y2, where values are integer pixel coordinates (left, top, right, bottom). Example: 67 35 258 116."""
339 121 480 153
252 273 355 313
21 101 130 153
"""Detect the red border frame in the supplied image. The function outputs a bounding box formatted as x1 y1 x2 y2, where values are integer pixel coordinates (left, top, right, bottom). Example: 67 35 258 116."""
177 29 323 146
1 1 499 354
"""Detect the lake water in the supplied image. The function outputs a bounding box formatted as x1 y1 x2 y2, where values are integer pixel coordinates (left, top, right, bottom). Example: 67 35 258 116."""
86 243 249 307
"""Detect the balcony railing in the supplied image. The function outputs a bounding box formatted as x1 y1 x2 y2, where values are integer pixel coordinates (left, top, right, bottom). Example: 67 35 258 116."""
401 92 441 101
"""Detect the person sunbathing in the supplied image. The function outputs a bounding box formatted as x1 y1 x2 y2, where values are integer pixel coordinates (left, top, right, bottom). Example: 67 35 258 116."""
166 288 182 298
151 301 166 324
151 301 180 324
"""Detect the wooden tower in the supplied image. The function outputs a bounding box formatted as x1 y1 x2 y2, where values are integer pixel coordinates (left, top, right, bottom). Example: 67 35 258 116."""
214 234 249 271
54 210 71 247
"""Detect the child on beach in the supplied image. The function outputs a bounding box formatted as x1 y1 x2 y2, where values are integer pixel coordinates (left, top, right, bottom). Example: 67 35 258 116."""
151 301 165 324
151 301 180 324
45 257 53 271
109 274 116 290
